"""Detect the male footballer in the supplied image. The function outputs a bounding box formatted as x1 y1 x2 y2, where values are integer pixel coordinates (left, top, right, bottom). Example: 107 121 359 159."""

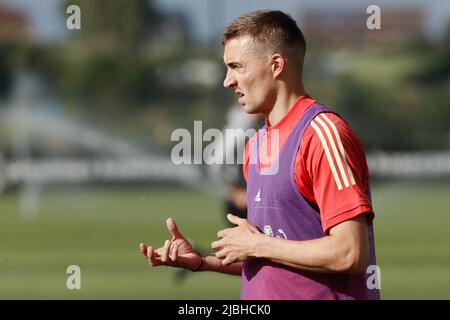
140 10 380 300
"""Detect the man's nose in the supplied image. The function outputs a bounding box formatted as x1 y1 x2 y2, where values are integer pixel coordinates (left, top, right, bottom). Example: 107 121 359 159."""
223 70 236 88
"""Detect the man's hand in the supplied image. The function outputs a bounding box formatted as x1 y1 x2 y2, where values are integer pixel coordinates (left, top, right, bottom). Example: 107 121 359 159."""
139 218 202 271
211 214 262 265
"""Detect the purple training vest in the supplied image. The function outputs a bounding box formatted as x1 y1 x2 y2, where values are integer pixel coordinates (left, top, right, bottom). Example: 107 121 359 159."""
242 103 380 300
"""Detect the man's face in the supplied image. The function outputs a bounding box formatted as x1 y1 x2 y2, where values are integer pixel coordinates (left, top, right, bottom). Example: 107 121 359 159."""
223 37 276 114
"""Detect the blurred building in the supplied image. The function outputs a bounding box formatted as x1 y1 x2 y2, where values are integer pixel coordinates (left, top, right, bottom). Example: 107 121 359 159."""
0 6 29 43
301 7 425 48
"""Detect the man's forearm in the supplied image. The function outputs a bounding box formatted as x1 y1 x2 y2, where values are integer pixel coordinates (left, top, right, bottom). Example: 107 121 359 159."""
257 236 350 273
253 216 369 274
200 253 242 275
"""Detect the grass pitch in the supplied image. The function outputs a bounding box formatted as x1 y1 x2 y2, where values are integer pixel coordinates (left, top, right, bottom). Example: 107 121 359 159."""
0 181 449 299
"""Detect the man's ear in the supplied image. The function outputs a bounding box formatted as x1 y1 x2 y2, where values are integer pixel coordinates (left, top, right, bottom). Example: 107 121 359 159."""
271 53 286 78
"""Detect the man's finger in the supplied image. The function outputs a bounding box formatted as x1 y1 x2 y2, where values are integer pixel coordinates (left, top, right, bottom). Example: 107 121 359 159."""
170 242 178 262
147 246 156 265
227 213 244 226
215 248 227 259
149 247 165 266
211 239 225 250
222 256 232 266
139 243 147 256
166 218 182 239
160 240 171 263
147 246 153 259
217 228 232 238
173 243 179 262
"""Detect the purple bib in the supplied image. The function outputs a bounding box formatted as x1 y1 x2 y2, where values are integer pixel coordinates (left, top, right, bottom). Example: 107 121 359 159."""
241 103 380 300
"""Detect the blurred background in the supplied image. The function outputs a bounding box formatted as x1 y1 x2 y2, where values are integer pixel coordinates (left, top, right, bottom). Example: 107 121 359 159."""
0 0 449 299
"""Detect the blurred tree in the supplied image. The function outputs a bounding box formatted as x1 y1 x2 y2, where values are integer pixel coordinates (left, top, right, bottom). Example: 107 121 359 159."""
59 0 163 119
413 22 450 83
334 75 408 150
67 0 161 54
332 21 450 151
408 22 450 149
56 0 230 148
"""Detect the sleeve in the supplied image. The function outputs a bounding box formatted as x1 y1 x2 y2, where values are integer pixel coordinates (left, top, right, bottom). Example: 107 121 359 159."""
299 112 374 234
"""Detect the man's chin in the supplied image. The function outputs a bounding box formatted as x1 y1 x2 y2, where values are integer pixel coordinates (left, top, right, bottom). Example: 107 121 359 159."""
241 104 258 115
247 109 262 116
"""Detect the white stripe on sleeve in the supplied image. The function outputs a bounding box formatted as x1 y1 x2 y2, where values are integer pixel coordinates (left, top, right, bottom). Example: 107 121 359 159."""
314 116 350 187
320 114 356 185
310 119 343 190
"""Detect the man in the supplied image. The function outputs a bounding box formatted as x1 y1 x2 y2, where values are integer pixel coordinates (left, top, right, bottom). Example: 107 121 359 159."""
140 10 380 300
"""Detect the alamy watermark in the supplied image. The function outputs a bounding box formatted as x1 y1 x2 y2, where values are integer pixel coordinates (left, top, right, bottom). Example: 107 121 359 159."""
66 265 81 290
366 264 381 290
366 5 381 30
170 121 280 175
66 5 81 30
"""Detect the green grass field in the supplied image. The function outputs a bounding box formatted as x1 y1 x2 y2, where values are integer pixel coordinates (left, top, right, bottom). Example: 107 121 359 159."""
0 181 449 299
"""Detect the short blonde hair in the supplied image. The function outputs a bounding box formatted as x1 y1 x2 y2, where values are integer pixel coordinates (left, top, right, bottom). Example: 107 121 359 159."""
222 10 306 66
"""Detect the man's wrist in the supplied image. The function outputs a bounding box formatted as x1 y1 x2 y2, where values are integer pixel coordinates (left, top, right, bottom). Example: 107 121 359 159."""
253 233 270 259
191 251 205 272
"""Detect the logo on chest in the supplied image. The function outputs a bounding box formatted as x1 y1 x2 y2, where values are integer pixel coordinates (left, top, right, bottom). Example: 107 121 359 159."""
254 189 261 202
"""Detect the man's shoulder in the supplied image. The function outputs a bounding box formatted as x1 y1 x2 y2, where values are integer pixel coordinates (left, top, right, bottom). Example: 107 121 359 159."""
301 111 365 159
305 110 356 140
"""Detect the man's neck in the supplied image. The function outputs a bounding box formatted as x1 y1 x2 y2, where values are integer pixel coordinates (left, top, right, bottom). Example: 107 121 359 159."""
265 86 306 126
